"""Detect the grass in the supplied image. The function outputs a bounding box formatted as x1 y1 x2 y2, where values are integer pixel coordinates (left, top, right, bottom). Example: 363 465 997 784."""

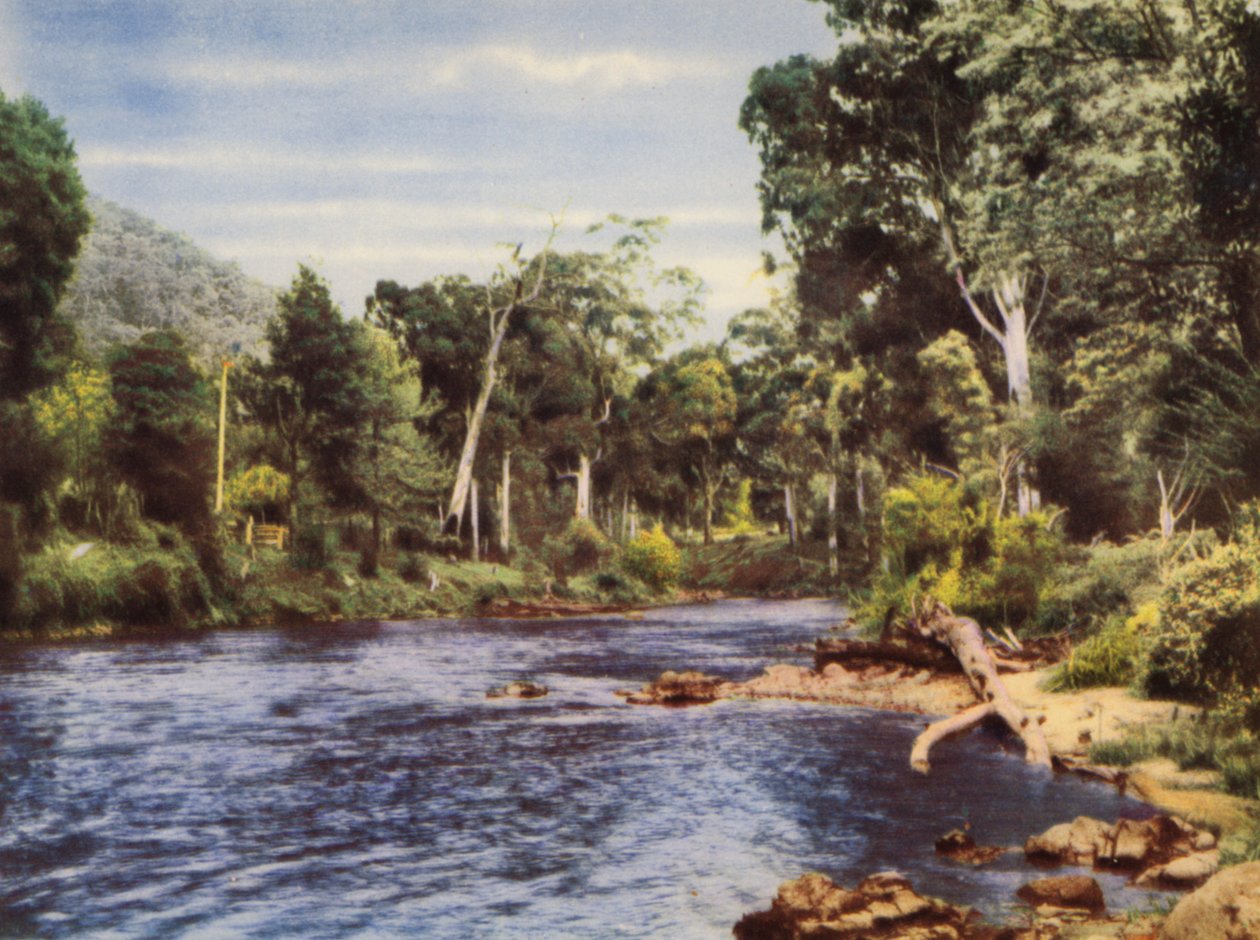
1089 719 1260 800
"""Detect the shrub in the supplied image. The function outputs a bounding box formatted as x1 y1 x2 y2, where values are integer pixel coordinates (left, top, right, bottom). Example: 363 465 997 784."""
1043 606 1150 691
1036 538 1165 634
859 472 1065 631
542 518 614 580
397 553 426 584
1143 534 1260 715
621 525 681 592
292 524 330 570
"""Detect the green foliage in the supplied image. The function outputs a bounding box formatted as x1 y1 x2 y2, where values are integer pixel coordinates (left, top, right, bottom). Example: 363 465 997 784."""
225 464 290 521
10 531 213 632
1089 718 1260 802
621 524 681 593
862 472 1064 630
104 330 215 534
1043 606 1151 692
542 518 614 581
291 524 331 571
0 91 90 400
1144 527 1260 714
1035 538 1166 634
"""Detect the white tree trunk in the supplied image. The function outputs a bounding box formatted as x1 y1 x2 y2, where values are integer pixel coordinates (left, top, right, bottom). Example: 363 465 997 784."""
784 482 798 549
827 470 839 578
629 500 638 540
575 453 592 520
499 450 511 557
444 228 555 539
470 478 480 563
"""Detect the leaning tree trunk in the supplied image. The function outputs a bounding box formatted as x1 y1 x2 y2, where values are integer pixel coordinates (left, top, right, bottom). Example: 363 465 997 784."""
906 600 1050 774
443 232 554 539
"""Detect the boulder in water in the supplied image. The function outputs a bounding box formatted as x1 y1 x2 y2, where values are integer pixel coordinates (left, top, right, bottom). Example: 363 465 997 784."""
934 829 1005 866
486 681 549 700
1015 875 1106 913
624 670 727 706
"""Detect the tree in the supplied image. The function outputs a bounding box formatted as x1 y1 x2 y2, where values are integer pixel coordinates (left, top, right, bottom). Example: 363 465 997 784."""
0 91 90 400
372 228 557 546
32 362 115 521
353 324 445 563
648 351 738 546
0 90 89 613
243 265 369 526
740 1 1046 514
104 330 215 533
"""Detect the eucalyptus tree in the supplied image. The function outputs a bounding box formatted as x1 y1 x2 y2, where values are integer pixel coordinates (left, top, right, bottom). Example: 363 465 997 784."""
533 217 703 525
740 0 1049 514
372 229 556 546
644 349 738 546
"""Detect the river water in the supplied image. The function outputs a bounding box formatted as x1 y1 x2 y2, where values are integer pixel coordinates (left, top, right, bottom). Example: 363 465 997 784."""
0 599 1163 938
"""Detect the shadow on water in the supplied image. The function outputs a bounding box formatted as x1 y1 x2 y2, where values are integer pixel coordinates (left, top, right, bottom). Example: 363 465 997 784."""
0 599 1165 938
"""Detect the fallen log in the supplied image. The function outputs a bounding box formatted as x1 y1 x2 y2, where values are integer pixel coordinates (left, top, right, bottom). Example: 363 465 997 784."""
814 635 958 673
905 598 1051 774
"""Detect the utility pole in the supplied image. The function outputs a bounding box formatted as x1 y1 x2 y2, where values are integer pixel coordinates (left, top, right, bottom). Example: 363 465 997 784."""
215 359 232 513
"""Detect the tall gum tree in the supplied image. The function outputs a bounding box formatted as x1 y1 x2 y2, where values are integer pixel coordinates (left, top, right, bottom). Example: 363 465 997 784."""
740 0 1048 515
536 217 702 525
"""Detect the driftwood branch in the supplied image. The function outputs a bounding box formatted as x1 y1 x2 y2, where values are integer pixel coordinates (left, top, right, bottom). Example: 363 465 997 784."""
905 598 1051 774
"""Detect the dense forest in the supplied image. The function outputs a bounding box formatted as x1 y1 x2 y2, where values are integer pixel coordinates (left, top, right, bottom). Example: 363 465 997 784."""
3 1 1260 798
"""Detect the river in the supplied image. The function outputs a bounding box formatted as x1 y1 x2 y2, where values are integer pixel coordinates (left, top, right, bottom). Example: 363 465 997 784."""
0 599 1163 938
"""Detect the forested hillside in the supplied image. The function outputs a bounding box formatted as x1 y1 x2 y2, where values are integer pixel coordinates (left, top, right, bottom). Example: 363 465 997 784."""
58 196 276 362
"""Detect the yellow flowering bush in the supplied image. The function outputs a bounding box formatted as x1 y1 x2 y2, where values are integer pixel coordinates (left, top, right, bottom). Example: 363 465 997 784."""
621 525 681 592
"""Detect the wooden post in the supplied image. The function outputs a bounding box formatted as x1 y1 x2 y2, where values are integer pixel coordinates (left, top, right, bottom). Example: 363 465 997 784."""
214 359 232 513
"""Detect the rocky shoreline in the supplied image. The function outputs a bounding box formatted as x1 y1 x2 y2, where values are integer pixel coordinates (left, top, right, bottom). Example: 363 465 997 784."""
617 635 1258 938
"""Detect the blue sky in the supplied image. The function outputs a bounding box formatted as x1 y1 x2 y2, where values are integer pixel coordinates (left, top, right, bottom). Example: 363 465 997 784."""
2 0 837 339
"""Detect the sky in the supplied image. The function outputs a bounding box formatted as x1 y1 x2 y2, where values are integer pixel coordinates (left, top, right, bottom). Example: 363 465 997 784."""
1 0 838 341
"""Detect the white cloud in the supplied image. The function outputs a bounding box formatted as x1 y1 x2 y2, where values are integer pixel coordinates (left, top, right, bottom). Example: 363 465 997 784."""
78 145 446 175
152 43 722 97
427 45 723 92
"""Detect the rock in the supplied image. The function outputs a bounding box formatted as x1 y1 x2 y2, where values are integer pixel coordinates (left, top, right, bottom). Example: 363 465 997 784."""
1133 849 1219 889
1015 875 1106 913
486 681 549 700
935 829 1005 866
625 670 727 706
733 870 979 939
1025 816 1112 867
1160 861 1260 940
1024 814 1210 880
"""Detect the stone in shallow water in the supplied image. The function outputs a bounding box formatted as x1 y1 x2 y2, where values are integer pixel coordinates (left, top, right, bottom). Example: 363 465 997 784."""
486 681 548 699
733 870 979 939
1015 874 1106 913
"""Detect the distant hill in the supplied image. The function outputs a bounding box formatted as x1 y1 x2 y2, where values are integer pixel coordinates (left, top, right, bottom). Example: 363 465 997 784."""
58 196 277 363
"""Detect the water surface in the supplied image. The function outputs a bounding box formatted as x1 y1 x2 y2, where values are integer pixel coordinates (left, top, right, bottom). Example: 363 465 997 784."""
0 599 1162 938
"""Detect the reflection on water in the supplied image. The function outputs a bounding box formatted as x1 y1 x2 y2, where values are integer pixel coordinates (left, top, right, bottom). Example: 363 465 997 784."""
0 599 1161 938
